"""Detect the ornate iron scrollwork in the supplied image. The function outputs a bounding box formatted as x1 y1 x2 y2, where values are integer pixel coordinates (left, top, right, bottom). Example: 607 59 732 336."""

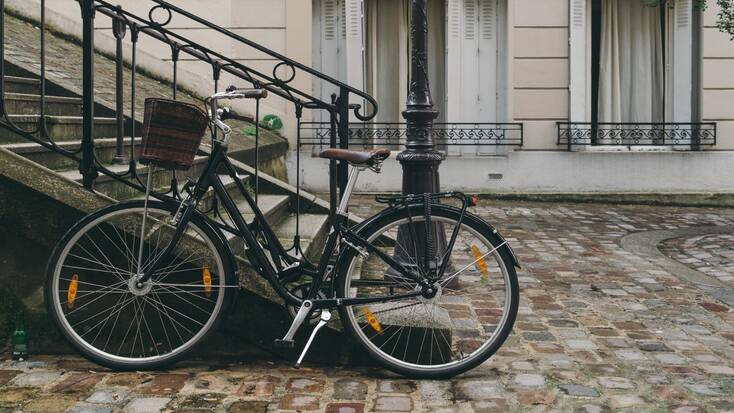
300 122 523 150
557 122 717 150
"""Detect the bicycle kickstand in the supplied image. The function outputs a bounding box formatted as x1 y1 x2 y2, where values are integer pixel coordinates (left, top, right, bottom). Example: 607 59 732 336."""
273 299 332 368
295 311 331 368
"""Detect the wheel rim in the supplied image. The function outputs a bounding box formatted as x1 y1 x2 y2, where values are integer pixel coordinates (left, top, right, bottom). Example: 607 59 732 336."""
343 216 513 372
51 206 226 365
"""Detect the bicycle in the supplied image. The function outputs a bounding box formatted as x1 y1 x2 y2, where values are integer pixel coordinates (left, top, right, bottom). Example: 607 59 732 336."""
44 88 520 379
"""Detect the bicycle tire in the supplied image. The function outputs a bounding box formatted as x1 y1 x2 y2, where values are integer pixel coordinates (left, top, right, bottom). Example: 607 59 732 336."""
336 203 519 379
44 200 237 370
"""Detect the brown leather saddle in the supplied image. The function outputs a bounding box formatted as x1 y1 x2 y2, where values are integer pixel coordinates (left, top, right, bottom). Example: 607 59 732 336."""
318 148 391 170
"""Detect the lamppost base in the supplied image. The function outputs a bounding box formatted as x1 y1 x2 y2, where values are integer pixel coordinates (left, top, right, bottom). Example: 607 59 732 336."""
396 149 444 195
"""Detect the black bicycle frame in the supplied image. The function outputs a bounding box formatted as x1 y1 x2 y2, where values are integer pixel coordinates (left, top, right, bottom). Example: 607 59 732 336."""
140 140 426 310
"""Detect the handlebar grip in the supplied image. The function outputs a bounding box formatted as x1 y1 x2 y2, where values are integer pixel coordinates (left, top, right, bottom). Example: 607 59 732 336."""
219 107 250 122
225 85 268 99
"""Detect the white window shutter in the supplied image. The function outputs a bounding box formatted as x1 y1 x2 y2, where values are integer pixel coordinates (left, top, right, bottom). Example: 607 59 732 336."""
446 0 463 156
344 0 365 120
569 0 587 122
337 0 348 84
447 0 499 155
460 0 479 155
314 0 342 123
478 0 497 119
672 0 693 122
477 0 498 155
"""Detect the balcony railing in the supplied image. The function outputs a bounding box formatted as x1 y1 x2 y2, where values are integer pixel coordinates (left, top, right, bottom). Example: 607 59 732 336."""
557 122 717 151
299 122 524 151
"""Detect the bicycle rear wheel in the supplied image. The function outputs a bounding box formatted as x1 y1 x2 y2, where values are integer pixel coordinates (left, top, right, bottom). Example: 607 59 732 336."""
44 200 235 370
337 203 518 378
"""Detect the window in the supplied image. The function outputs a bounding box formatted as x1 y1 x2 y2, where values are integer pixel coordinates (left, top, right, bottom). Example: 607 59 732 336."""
312 0 510 153
569 0 695 125
364 0 445 123
314 0 505 126
592 0 665 124
446 0 502 124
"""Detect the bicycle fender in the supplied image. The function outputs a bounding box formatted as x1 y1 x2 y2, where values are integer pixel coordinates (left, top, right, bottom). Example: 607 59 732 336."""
450 206 522 270
349 203 521 270
485 224 522 269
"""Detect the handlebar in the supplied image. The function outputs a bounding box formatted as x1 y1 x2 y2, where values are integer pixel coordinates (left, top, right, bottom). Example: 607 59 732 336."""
205 86 268 144
218 107 245 122
225 85 268 99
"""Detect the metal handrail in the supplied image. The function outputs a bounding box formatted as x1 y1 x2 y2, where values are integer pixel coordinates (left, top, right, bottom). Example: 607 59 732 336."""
138 0 377 122
1 0 376 250
92 0 376 121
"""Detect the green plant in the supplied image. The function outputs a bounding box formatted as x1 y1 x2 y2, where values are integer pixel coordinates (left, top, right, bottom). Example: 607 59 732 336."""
717 0 734 39
643 0 706 8
644 0 734 40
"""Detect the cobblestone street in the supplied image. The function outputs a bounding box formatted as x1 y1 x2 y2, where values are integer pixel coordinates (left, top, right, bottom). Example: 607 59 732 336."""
2 197 734 412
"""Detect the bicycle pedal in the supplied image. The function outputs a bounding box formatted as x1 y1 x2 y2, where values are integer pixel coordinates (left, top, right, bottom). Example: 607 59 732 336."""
273 339 295 349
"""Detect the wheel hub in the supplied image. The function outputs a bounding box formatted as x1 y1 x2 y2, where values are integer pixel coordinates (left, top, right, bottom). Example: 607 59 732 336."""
417 283 442 302
128 276 152 296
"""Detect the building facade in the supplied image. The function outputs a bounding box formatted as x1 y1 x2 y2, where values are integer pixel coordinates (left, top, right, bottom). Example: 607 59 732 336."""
16 0 734 194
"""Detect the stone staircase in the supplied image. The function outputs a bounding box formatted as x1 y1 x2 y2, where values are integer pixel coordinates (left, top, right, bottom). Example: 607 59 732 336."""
0 12 355 362
0 72 330 263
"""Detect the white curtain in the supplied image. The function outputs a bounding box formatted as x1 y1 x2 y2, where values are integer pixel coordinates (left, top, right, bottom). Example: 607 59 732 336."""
366 0 445 123
427 0 446 123
598 0 664 123
366 0 409 123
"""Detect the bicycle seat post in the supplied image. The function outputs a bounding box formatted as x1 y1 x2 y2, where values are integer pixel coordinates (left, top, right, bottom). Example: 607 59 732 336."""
337 165 364 216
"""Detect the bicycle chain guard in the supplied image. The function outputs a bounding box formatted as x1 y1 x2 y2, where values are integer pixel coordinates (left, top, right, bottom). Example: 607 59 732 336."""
286 284 325 326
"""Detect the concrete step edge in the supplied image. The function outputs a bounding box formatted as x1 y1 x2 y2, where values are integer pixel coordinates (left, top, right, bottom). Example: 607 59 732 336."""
1 137 141 153
4 75 40 85
222 194 292 243
7 114 117 124
57 155 209 182
4 92 82 103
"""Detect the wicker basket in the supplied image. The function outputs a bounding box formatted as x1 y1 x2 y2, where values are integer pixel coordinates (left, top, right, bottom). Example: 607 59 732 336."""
139 98 209 170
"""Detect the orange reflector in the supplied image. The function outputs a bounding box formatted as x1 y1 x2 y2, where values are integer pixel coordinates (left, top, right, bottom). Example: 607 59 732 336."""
362 307 383 335
471 245 490 283
203 266 212 297
67 274 79 309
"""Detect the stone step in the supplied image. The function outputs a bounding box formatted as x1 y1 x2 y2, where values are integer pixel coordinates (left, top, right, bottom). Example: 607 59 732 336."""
197 174 252 212
3 76 40 94
274 213 331 261
3 93 83 116
223 194 292 254
0 115 117 143
58 156 209 200
1 137 141 171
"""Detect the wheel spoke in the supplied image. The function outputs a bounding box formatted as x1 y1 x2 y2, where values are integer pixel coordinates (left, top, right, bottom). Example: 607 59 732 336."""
49 204 227 366
342 211 517 375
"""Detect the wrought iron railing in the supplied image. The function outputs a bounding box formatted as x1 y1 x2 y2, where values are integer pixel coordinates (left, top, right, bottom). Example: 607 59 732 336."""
300 122 523 151
0 0 384 257
0 0 378 220
557 122 717 151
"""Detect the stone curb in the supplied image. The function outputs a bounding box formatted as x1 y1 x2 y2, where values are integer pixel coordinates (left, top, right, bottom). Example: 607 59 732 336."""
620 225 734 306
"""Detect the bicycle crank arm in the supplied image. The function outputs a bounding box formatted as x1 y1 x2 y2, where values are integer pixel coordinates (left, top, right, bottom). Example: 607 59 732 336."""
274 300 312 349
295 310 331 368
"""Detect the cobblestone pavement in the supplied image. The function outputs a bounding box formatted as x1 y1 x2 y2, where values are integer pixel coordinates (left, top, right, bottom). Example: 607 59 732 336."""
2 198 734 412
661 234 734 286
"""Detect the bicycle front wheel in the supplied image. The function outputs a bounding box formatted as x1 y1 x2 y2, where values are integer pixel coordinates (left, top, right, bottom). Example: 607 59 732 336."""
44 200 235 370
337 203 519 378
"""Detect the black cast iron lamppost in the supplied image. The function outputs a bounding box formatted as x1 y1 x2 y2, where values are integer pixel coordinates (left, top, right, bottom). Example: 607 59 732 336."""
398 0 443 194
390 0 448 284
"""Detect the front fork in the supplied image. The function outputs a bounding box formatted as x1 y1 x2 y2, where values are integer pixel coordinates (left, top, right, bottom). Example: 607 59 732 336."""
136 143 226 285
